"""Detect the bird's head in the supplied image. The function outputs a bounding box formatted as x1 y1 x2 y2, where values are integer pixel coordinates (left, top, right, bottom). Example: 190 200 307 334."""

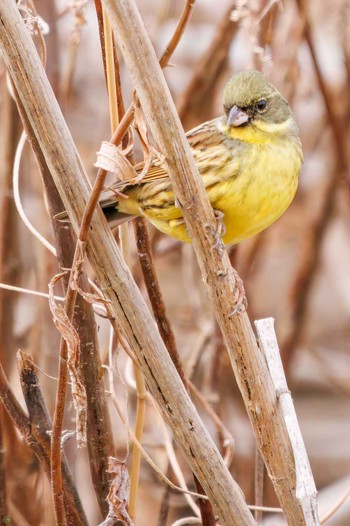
223 71 296 136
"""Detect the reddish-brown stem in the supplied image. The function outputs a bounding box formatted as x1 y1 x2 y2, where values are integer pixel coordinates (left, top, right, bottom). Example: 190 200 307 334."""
159 0 196 68
133 218 187 386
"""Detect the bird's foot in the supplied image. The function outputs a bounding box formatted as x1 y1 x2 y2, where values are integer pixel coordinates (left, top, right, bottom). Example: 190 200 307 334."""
228 268 248 317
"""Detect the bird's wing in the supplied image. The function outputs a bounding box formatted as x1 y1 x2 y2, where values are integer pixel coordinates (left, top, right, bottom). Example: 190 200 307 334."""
104 117 224 192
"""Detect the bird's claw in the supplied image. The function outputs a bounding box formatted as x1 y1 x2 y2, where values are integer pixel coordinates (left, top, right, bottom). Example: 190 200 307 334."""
228 269 248 317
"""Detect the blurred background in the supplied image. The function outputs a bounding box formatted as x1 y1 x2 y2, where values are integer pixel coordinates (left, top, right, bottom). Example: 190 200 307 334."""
1 0 350 524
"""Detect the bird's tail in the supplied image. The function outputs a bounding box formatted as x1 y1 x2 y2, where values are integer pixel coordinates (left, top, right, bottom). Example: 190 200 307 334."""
54 198 133 228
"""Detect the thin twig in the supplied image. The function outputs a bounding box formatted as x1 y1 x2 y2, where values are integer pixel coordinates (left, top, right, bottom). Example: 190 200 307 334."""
254 448 264 525
320 481 350 524
159 0 196 68
106 359 208 503
134 218 187 386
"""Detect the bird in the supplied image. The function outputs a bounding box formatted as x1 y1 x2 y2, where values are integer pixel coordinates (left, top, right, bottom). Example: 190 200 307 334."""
89 71 303 245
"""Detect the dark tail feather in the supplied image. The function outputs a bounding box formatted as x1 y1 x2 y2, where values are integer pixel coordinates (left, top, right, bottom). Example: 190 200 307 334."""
100 200 133 228
54 200 133 228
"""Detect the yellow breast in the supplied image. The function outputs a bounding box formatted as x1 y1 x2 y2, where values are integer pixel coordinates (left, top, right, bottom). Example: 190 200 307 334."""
216 137 302 244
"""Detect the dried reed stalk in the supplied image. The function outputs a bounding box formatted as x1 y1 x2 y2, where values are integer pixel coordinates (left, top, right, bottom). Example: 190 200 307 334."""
0 3 253 525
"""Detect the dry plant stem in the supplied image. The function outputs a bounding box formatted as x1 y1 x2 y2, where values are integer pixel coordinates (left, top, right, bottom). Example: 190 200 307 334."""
0 363 30 446
102 7 119 129
12 88 114 517
254 448 264 525
102 0 317 524
51 296 76 525
94 0 126 122
134 217 187 386
128 365 146 520
0 0 303 526
255 318 319 525
178 1 238 128
0 358 88 525
50 152 113 524
0 4 254 525
158 0 196 68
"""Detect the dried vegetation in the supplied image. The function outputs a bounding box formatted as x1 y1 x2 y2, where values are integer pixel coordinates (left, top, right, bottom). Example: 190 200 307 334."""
0 0 349 525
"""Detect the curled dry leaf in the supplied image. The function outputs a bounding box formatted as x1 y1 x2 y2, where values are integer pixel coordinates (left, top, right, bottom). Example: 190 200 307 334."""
95 98 165 190
99 457 133 526
48 272 87 448
95 141 137 182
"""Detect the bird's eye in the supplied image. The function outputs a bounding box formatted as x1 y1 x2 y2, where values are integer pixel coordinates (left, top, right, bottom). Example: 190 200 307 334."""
256 99 267 111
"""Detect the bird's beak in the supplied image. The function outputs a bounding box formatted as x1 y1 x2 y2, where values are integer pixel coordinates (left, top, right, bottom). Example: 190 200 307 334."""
227 106 250 127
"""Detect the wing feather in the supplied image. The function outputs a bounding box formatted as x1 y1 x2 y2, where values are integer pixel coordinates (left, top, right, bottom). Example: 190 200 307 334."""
103 117 225 193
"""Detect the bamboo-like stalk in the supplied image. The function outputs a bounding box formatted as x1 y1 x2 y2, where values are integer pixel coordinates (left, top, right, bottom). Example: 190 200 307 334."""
101 0 318 524
0 3 254 525
128 365 146 520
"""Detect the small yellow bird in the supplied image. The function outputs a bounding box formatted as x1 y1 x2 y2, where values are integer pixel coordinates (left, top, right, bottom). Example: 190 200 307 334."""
102 70 303 245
